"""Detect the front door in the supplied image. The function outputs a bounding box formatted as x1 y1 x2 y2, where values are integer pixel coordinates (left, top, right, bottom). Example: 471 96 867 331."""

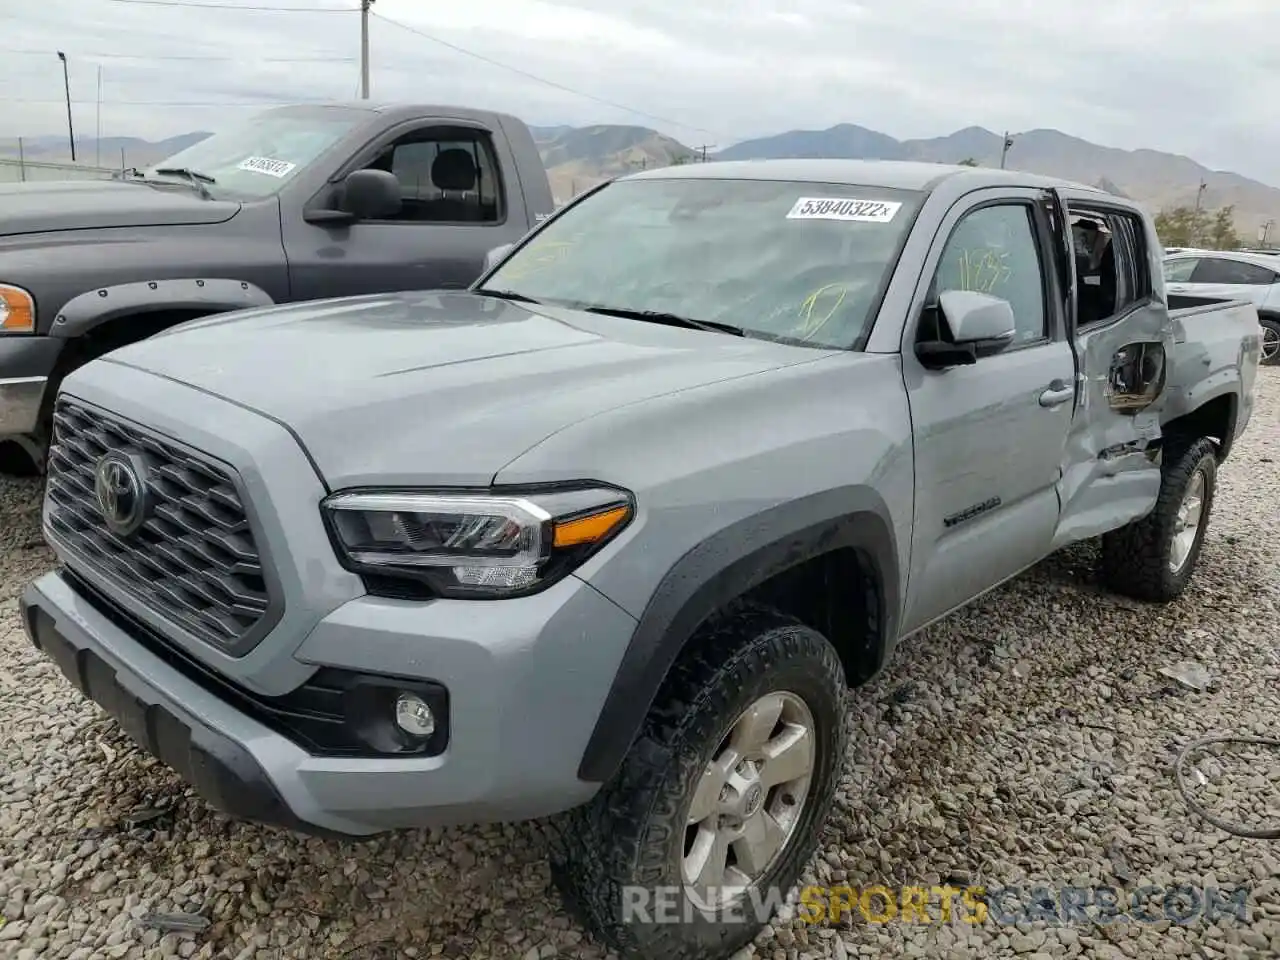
900 189 1076 634
282 121 531 300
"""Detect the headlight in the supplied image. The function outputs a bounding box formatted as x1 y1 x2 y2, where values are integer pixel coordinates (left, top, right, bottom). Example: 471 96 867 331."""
0 284 35 333
322 485 634 598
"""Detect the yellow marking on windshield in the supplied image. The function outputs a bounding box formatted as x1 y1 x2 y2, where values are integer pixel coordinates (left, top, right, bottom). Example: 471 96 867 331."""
498 240 578 281
797 284 847 340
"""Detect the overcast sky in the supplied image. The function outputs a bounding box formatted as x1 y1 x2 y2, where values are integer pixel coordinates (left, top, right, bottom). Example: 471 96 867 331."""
3 0 1278 186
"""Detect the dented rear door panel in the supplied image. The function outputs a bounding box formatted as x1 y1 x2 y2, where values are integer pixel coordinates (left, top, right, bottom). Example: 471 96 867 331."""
1050 189 1171 549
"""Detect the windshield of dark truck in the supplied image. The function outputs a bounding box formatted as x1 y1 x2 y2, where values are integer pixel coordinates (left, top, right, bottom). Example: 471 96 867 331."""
483 177 924 348
144 111 361 200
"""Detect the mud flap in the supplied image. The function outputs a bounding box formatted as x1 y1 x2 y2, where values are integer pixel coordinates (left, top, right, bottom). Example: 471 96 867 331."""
1047 189 1172 549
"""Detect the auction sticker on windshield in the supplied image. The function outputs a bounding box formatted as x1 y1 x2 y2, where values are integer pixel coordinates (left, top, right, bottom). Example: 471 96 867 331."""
237 156 297 178
787 198 901 223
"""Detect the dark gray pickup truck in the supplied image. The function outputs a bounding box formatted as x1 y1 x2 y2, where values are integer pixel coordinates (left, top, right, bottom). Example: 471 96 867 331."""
0 101 555 472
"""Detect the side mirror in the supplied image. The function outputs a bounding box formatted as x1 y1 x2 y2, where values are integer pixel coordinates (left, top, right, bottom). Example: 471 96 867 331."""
339 168 402 221
940 290 1018 343
484 243 514 273
916 290 1017 369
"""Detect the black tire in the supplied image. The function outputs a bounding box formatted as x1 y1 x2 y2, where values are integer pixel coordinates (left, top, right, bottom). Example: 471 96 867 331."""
546 606 847 960
0 429 47 477
1261 316 1280 367
1100 436 1217 602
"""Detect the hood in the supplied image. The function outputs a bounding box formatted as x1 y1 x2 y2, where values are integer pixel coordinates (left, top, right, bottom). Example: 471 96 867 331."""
0 179 240 237
103 292 831 487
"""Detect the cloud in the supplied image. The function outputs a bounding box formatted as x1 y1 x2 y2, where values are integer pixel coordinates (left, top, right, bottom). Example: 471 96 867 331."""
3 0 1278 186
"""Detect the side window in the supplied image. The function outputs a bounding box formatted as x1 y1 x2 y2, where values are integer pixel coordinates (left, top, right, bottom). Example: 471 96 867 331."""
932 204 1048 345
1190 257 1277 285
1069 207 1150 327
361 126 505 224
1163 258 1199 282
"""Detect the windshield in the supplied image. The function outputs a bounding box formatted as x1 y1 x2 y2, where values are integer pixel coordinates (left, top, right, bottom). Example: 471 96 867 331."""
143 110 363 200
482 177 924 348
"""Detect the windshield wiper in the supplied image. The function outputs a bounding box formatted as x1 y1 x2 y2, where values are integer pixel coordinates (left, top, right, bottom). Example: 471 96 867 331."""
580 305 746 337
151 167 216 199
474 288 541 305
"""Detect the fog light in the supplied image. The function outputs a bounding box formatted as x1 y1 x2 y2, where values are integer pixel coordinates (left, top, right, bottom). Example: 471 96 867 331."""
394 693 436 737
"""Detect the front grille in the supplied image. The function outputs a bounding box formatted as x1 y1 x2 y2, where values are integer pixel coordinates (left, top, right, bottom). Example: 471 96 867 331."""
45 397 277 656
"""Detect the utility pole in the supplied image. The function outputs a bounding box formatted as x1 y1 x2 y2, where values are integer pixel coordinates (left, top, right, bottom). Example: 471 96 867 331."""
1191 179 1207 246
95 65 103 168
1261 219 1275 249
57 51 76 162
999 131 1014 169
360 0 374 99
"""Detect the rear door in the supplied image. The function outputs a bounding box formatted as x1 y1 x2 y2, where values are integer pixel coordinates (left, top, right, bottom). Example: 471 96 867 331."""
1050 192 1171 549
282 117 534 300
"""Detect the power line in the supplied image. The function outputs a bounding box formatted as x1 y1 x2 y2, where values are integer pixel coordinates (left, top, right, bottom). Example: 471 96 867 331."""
0 96 331 106
103 0 355 10
1 47 354 62
370 10 720 138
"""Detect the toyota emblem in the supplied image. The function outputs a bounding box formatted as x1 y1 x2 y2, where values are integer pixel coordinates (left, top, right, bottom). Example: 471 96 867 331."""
94 451 149 536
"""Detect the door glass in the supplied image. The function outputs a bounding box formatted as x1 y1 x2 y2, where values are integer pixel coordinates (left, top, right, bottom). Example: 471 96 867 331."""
1190 257 1277 285
362 129 505 223
934 204 1048 345
1163 258 1199 282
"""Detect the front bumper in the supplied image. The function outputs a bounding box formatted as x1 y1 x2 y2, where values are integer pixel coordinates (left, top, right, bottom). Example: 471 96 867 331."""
0 336 62 435
23 566 638 837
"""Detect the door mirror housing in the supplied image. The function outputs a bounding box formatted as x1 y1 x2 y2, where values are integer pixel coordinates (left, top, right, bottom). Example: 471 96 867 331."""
339 168 403 221
939 290 1018 344
916 290 1018 370
484 243 515 273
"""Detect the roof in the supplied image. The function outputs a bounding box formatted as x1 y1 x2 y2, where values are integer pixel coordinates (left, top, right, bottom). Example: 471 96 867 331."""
258 101 520 124
1165 248 1280 267
623 158 1104 195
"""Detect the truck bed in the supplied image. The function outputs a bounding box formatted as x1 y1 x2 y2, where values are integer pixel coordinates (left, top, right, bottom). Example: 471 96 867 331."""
1164 293 1260 449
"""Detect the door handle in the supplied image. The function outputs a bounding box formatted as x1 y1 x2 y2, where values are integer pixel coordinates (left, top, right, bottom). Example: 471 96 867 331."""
1039 381 1074 408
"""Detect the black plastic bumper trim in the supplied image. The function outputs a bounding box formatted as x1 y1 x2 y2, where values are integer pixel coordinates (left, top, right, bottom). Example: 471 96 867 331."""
22 597 346 839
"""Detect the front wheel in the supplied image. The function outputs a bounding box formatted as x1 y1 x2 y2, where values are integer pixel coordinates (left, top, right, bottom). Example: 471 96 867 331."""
1100 436 1217 602
546 607 847 960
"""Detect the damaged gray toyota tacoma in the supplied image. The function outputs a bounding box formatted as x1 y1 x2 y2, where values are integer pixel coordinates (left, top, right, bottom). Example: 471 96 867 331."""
22 160 1261 959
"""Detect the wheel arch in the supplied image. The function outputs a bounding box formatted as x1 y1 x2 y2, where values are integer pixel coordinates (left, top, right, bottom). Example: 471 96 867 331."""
577 486 901 784
1163 389 1239 463
50 277 275 341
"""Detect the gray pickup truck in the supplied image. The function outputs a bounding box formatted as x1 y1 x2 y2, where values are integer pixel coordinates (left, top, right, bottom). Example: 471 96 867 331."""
0 101 554 473
22 160 1260 959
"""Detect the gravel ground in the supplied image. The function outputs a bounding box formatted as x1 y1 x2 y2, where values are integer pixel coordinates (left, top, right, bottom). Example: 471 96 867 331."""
3 372 1280 960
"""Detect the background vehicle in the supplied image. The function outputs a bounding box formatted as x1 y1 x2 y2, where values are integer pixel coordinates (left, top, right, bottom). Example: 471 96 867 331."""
0 101 555 473
23 160 1259 960
1163 249 1279 363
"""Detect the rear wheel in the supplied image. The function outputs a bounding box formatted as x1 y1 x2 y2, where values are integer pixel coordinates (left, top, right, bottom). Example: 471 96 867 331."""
546 606 847 960
1261 317 1280 366
1100 436 1217 602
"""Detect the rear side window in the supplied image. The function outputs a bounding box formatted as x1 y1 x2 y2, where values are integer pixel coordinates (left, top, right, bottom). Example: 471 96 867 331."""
1163 258 1199 282
1189 257 1277 285
1069 206 1152 327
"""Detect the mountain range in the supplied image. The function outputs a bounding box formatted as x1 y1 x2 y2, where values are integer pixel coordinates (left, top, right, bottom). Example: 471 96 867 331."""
5 122 1277 238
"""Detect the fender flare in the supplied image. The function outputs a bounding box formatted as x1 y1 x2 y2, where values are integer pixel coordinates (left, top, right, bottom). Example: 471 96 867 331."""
577 486 901 783
50 278 275 340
